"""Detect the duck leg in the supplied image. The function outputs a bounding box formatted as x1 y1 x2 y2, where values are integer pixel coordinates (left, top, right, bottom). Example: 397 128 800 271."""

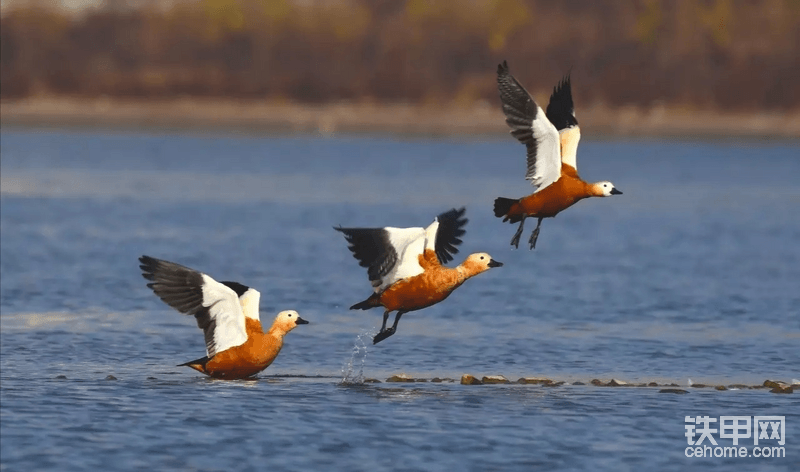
380 310 390 332
509 216 526 248
529 217 544 250
373 311 405 344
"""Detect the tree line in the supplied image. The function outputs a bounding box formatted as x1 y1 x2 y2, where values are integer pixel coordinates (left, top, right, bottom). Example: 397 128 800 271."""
2 0 799 111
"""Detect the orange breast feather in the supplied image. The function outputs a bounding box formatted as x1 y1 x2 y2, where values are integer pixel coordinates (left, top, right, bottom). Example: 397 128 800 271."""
378 251 463 312
203 333 283 379
516 164 591 218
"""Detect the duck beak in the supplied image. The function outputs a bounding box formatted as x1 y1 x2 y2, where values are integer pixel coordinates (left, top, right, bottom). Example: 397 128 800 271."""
610 188 623 195
295 317 309 325
488 259 503 268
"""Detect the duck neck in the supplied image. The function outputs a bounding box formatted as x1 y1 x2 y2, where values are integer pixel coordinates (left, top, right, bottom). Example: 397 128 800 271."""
587 182 604 197
456 262 478 282
267 326 287 341
244 317 263 336
253 327 284 366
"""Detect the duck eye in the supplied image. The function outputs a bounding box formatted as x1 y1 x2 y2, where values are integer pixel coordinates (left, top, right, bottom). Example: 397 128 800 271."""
480 256 485 260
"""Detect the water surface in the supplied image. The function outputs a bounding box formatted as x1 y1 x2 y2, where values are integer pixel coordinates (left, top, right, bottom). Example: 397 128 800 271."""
1 129 798 470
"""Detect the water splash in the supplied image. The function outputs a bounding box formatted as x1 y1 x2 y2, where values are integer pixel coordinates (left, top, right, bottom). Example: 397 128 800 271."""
340 330 372 385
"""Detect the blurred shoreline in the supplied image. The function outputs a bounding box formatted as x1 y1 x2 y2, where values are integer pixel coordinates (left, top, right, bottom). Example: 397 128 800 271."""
3 97 800 139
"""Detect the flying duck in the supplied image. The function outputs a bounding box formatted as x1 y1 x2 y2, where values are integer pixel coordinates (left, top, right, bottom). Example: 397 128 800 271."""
493 61 622 249
335 208 502 344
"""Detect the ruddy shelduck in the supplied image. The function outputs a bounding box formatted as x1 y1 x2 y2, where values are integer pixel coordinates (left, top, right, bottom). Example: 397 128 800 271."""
493 61 622 249
139 255 308 380
335 208 503 344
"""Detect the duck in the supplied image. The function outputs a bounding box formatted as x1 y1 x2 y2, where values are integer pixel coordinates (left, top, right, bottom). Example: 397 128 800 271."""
493 61 622 249
138 255 308 380
335 208 502 344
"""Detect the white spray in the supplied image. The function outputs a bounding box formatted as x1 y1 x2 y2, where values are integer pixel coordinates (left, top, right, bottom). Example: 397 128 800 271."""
340 330 372 385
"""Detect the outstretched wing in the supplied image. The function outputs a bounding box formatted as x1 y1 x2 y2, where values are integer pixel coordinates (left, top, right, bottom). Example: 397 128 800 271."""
336 221 438 292
433 207 467 264
139 255 247 357
497 61 561 192
335 226 401 289
545 74 581 171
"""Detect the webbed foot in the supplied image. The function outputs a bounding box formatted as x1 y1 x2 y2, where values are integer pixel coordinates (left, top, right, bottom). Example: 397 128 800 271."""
373 328 396 344
529 227 540 250
510 219 525 249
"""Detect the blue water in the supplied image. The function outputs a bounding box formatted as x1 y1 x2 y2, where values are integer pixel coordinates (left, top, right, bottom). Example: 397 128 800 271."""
1 128 798 471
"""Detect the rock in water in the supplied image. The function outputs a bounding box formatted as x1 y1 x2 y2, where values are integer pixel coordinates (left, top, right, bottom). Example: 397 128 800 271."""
386 374 414 383
481 375 510 384
460 374 482 385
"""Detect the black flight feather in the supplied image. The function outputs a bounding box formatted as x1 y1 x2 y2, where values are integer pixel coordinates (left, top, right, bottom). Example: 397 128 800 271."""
139 255 218 355
434 207 467 264
221 281 250 297
334 227 398 288
497 61 540 177
545 74 578 131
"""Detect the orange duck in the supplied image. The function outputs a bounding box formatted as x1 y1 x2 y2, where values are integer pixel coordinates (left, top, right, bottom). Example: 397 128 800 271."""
139 255 308 380
336 208 502 344
493 61 622 249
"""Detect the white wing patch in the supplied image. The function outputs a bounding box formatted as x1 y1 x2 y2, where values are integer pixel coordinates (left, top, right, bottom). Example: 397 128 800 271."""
528 104 562 192
559 126 581 171
423 219 439 252
375 223 434 292
238 288 261 322
200 274 248 356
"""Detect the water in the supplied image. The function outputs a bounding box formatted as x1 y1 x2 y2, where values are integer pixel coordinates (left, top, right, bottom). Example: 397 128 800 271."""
1 128 798 471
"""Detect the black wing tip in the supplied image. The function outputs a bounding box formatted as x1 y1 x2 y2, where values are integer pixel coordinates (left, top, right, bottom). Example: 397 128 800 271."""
435 207 469 264
139 255 160 279
497 60 510 74
139 255 203 288
139 254 174 270
546 71 579 130
139 254 156 267
497 61 540 140
334 226 359 240
335 226 396 280
554 74 571 93
139 255 186 277
437 206 467 222
220 281 250 297
552 73 573 101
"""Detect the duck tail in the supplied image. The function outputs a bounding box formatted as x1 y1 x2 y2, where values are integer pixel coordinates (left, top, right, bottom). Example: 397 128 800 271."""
179 356 209 374
493 197 522 223
350 293 381 310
